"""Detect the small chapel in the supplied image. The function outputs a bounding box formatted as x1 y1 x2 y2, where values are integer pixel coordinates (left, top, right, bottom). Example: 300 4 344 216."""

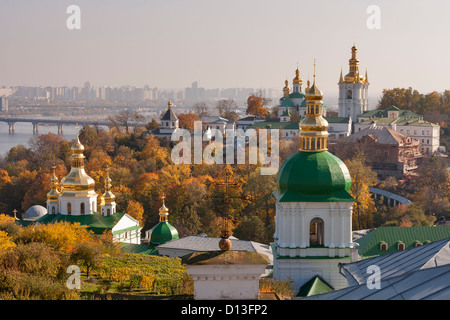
19 129 142 244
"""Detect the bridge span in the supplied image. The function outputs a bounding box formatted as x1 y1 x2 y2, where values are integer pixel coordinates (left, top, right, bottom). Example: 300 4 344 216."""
0 117 109 135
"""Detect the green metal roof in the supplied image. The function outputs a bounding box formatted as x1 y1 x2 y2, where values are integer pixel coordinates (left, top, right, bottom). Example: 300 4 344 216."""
386 106 400 111
359 107 419 119
18 212 127 235
249 121 299 130
289 91 305 99
120 243 158 255
149 221 179 245
297 275 334 297
280 98 294 107
275 151 354 203
355 226 450 258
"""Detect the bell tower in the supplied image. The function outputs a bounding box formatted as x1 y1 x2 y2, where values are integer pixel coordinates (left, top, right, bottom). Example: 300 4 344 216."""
338 45 369 122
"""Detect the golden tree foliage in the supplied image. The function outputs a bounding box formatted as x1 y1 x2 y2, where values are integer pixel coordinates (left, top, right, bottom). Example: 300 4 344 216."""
0 169 11 189
126 200 144 226
246 95 269 118
345 152 377 230
19 222 94 253
0 230 16 253
139 135 170 168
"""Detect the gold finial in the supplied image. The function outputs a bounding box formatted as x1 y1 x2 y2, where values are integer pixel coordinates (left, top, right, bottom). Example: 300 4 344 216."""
159 193 169 221
168 100 172 109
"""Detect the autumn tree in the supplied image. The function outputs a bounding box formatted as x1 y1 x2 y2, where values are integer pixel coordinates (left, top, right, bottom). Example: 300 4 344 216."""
71 241 102 279
232 214 267 243
413 156 450 216
216 99 238 122
193 102 209 117
109 109 145 134
246 95 269 118
178 112 200 130
0 169 11 190
139 135 170 169
345 152 378 230
126 200 144 226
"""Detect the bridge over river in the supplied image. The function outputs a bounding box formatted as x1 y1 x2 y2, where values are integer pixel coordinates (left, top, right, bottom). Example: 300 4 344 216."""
0 117 110 135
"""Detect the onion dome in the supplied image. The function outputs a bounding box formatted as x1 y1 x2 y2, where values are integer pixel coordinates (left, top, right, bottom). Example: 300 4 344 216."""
60 128 96 195
102 171 116 204
282 79 290 98
148 195 179 246
293 66 303 84
47 167 60 202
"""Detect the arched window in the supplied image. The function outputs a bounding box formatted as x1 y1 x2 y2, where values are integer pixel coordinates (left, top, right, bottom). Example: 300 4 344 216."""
52 206 55 214
107 208 111 216
309 218 324 246
67 202 72 215
347 90 352 99
80 203 85 215
380 242 388 251
398 242 405 251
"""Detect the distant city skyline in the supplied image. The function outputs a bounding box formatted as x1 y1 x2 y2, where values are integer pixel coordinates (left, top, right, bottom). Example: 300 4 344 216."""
1 1 449 98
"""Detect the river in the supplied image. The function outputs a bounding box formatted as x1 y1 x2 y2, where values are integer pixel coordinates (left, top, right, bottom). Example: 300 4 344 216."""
0 121 78 156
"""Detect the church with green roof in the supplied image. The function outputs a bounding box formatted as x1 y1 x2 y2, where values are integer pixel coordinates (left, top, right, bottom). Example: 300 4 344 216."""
272 70 358 293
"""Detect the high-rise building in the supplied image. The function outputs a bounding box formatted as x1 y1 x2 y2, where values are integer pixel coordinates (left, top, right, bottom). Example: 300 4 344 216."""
0 97 8 112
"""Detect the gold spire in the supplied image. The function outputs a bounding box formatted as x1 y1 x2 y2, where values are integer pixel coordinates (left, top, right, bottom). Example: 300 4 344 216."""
168 100 173 109
159 194 169 222
364 68 369 84
339 68 344 84
299 63 329 152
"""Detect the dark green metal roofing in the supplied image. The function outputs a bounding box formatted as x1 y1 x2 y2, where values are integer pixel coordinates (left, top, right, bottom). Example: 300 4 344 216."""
149 221 179 246
297 275 334 297
280 98 294 107
120 243 158 255
17 212 127 235
355 226 450 258
289 91 305 99
249 121 299 130
275 151 354 202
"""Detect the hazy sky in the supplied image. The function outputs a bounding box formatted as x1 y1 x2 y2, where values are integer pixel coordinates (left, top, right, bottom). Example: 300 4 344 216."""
1 0 449 98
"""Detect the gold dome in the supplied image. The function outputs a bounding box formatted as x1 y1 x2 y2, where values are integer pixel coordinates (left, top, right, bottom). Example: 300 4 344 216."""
60 132 96 194
293 66 303 84
47 167 60 201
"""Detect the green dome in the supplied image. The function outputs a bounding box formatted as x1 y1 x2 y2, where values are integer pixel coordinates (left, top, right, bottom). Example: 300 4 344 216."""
149 221 179 245
275 151 354 203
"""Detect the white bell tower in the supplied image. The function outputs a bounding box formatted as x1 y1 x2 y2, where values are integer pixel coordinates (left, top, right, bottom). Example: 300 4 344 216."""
338 45 369 122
